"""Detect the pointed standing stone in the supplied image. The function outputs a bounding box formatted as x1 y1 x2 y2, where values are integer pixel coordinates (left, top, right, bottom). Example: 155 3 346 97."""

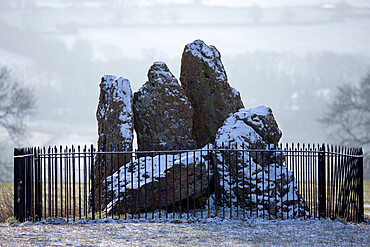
133 61 195 150
180 39 244 147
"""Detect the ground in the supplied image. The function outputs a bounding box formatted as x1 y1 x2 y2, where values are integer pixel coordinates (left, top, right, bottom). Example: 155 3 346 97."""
0 218 369 246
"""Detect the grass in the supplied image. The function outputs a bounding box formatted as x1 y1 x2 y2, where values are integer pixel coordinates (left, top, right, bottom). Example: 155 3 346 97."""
0 183 13 222
364 181 370 219
297 180 370 220
0 182 90 222
37 182 91 220
296 180 370 218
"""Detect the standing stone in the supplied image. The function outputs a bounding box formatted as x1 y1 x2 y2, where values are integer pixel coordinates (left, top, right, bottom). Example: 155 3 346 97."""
133 61 195 150
180 39 244 148
95 75 134 202
97 75 117 158
105 77 134 153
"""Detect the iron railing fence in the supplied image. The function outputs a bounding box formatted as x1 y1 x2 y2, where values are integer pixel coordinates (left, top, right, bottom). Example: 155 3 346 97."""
13 144 364 223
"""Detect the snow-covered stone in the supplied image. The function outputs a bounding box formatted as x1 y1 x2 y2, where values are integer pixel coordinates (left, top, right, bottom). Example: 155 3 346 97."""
180 39 244 147
217 105 282 146
103 145 214 214
95 75 134 204
215 105 282 166
214 106 309 218
134 61 195 151
105 77 134 154
214 155 309 218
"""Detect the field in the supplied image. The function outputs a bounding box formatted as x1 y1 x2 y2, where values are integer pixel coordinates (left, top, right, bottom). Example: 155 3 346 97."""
0 183 13 222
0 182 89 222
364 181 370 218
283 180 370 219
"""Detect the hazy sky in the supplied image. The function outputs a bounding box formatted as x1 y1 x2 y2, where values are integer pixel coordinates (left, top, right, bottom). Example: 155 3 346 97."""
140 0 370 7
1 0 370 149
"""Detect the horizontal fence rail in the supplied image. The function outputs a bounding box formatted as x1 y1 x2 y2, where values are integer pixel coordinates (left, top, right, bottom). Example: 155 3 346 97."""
13 144 364 223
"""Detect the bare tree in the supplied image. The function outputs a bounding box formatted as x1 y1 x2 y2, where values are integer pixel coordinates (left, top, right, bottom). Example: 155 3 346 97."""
320 72 370 169
0 65 36 143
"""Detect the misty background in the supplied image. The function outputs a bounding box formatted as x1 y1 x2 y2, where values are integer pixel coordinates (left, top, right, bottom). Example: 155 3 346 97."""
1 0 370 182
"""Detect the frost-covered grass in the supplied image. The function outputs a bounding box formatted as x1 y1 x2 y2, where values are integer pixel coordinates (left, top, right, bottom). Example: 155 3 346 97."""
0 217 369 246
2 179 370 245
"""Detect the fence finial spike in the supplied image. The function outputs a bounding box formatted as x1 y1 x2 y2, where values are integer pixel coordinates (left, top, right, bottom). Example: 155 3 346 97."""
321 143 325 151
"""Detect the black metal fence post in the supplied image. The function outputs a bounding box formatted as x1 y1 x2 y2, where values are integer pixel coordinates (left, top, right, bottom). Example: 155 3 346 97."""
91 144 95 220
20 148 26 222
33 147 41 221
318 144 326 219
14 148 20 221
28 147 34 221
14 148 30 222
358 148 364 222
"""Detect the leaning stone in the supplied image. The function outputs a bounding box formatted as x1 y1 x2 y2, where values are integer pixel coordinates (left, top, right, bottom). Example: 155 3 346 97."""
102 145 214 214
